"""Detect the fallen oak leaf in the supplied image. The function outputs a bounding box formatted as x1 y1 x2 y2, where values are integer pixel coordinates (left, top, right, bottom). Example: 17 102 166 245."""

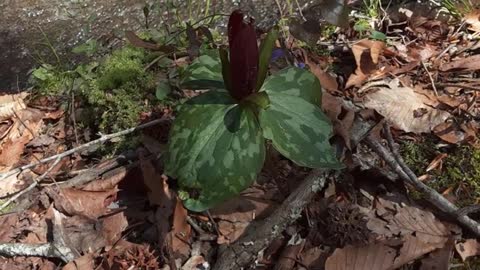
358 78 451 133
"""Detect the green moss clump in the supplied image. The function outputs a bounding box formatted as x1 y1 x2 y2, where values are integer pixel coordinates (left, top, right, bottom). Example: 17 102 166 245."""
76 46 156 134
401 140 480 206
95 47 148 91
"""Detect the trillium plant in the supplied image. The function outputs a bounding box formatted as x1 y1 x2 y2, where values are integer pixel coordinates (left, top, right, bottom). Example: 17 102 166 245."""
165 10 343 211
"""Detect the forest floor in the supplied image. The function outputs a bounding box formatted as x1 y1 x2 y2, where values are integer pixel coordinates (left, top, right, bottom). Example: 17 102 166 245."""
1 0 480 269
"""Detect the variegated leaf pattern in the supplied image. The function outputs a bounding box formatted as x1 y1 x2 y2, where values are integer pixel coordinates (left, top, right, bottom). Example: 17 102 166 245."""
259 67 322 105
165 91 265 211
259 67 342 169
180 54 224 89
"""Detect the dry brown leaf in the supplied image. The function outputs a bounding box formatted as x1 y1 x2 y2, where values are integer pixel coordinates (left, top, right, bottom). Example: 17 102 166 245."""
325 235 449 270
51 187 118 219
0 108 44 170
440 55 480 72
304 53 339 93
62 253 94 270
455 239 480 261
82 169 127 191
359 78 450 133
60 214 107 253
0 92 28 121
210 186 277 244
322 93 355 149
419 240 454 270
367 198 451 245
433 122 466 144
325 242 397 270
140 152 172 206
168 198 191 258
102 212 128 245
346 39 386 88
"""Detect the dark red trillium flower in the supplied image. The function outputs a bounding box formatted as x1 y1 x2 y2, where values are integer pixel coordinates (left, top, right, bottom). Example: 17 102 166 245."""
227 10 259 101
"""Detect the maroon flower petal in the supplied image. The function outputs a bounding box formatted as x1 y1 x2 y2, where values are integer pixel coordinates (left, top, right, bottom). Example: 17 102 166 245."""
227 10 259 101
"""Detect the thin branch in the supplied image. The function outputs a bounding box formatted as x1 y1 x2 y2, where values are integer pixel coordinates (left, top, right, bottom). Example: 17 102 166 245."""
365 126 480 236
0 117 169 181
421 60 439 96
0 157 61 212
0 243 75 263
437 83 480 92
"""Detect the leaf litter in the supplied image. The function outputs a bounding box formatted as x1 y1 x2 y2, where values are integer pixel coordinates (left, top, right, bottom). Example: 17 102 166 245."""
2 0 480 269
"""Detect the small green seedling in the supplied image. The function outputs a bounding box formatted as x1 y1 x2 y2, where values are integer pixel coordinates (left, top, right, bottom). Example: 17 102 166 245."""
165 10 343 211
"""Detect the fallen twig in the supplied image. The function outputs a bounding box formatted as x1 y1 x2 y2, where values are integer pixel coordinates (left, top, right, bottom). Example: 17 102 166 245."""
0 242 75 263
364 123 480 236
0 117 169 181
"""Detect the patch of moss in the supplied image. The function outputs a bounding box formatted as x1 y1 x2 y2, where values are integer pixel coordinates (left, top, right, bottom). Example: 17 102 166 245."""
401 139 480 206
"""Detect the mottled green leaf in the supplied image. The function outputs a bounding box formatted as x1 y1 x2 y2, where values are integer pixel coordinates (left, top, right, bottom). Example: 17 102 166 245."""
256 27 279 91
260 67 322 105
155 81 171 100
165 91 265 211
259 67 342 169
259 94 342 169
180 54 224 89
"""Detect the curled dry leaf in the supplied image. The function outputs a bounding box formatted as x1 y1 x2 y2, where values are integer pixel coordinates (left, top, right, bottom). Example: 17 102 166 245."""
455 239 480 261
0 108 44 170
0 92 28 121
358 78 450 133
346 39 386 88
322 93 355 149
303 51 339 93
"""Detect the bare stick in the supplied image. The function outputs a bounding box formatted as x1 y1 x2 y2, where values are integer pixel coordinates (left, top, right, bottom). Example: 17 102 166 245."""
213 169 330 270
0 242 75 263
0 117 169 181
365 133 480 236
0 157 61 212
421 60 439 96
